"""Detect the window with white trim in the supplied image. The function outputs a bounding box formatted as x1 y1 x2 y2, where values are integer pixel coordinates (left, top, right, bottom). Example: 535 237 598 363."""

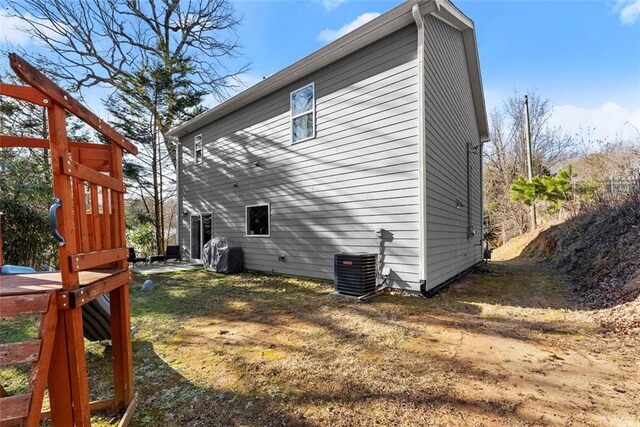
245 204 270 237
290 83 315 143
194 134 203 165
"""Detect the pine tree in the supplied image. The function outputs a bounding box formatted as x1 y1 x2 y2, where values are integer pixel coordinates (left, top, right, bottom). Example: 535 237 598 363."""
106 56 205 254
510 165 577 214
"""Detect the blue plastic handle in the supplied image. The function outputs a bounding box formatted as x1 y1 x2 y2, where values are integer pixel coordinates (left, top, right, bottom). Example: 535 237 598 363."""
48 198 66 246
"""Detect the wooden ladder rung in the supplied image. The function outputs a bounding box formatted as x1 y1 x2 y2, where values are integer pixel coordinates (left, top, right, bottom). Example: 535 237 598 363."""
68 248 128 272
0 135 49 149
0 394 31 422
59 270 130 309
0 83 48 107
0 341 41 365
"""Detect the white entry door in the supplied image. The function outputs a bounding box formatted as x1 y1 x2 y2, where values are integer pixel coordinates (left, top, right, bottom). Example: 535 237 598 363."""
190 213 213 262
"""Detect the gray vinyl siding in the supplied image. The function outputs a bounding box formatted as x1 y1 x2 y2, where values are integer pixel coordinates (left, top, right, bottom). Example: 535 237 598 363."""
423 15 483 289
179 25 420 289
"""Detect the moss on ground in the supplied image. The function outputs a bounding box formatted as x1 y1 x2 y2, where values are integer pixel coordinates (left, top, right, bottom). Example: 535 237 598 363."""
1 266 638 426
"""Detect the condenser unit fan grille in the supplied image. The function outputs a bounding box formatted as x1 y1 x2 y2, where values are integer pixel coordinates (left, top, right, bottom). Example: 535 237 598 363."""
334 253 377 296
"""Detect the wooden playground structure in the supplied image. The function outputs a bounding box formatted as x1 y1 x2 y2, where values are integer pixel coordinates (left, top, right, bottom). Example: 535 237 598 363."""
0 54 138 425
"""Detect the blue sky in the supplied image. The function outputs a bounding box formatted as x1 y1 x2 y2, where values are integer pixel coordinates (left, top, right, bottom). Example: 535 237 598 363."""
1 0 639 140
229 0 640 141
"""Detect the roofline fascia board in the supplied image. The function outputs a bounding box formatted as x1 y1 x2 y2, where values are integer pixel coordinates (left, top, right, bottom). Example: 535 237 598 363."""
461 28 489 142
412 4 428 286
433 0 474 31
168 0 433 138
168 0 488 142
429 0 489 141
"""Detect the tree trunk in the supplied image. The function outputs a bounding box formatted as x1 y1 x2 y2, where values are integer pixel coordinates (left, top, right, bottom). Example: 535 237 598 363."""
158 131 165 254
162 131 177 169
152 128 162 255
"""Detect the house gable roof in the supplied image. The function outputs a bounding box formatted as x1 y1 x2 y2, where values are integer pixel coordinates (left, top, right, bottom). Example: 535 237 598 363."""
168 0 488 141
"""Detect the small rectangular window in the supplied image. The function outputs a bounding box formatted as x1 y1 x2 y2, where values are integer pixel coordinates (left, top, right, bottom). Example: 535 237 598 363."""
194 134 203 165
245 204 270 237
291 83 315 143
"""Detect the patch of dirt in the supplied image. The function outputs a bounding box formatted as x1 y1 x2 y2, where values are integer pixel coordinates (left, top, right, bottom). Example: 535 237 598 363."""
3 266 638 426
495 197 640 334
125 267 640 425
427 265 639 426
492 224 557 262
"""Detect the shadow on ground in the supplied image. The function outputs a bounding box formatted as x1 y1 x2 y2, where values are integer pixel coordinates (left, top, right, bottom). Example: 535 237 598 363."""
82 265 637 426
3 264 638 426
493 197 640 310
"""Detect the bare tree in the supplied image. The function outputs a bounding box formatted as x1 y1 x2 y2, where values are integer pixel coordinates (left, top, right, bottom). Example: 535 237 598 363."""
5 0 247 252
484 91 576 245
6 0 247 166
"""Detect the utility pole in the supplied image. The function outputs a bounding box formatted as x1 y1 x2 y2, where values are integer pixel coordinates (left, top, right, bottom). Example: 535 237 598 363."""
524 95 537 230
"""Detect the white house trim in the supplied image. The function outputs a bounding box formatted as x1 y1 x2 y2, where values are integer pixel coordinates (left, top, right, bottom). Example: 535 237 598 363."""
245 203 271 238
290 82 316 144
412 5 428 287
167 0 487 142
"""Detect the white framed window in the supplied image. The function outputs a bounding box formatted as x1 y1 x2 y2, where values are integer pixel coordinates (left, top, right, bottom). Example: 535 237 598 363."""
245 203 270 237
290 83 315 143
194 134 203 165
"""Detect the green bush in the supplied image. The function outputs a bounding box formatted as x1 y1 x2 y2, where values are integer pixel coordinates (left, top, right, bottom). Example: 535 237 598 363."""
126 222 156 257
0 199 58 269
511 165 575 212
511 165 600 215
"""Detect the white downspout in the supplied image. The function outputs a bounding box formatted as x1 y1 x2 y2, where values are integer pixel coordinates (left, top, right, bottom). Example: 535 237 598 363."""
173 137 181 259
412 4 429 293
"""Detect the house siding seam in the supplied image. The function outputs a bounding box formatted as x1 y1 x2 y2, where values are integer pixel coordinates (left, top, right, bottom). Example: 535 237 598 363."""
179 25 421 289
423 14 483 289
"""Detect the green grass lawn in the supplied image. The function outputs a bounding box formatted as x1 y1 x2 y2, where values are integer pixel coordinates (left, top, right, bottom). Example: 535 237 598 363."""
1 265 638 426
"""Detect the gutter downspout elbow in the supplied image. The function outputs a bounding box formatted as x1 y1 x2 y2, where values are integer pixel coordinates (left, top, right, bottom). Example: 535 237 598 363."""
420 279 429 298
412 4 429 296
412 3 425 26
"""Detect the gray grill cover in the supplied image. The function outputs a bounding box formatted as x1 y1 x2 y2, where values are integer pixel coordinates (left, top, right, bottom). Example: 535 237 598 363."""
203 237 243 274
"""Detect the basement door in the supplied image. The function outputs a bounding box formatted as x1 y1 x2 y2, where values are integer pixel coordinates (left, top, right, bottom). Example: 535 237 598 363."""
190 213 213 262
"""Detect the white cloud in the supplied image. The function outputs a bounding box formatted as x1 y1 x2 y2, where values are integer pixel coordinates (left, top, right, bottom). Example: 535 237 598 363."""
550 102 640 140
614 0 640 25
0 8 67 47
321 0 348 11
0 10 30 45
317 12 381 44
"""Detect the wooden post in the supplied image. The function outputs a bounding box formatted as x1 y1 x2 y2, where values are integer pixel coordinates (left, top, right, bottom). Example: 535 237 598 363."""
26 293 58 427
46 104 92 426
0 211 4 268
109 144 134 407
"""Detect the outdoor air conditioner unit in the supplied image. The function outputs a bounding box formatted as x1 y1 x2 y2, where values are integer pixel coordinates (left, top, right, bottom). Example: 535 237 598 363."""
334 253 378 297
